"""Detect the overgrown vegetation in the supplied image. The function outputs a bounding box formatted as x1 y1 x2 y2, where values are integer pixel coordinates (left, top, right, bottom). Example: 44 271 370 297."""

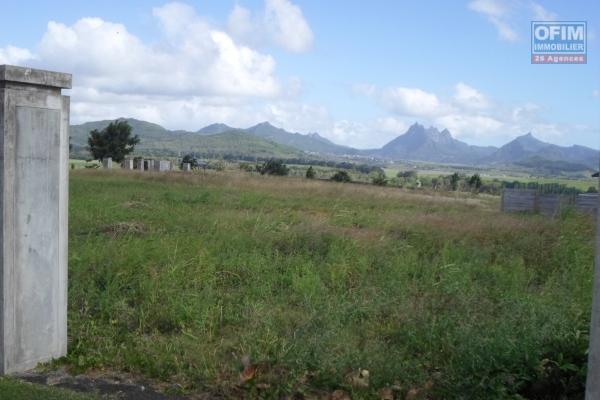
64 170 594 399
331 170 351 182
258 159 290 176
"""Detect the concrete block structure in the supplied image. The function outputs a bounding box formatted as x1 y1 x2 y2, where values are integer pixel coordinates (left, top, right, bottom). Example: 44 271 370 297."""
0 65 71 373
135 158 145 171
102 157 112 169
122 159 134 170
155 160 170 172
182 162 191 172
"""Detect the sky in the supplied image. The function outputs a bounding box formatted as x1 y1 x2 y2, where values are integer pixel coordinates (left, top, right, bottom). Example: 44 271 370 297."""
0 0 598 149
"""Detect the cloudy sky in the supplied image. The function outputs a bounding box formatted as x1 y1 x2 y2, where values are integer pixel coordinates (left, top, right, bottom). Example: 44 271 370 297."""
1 0 598 149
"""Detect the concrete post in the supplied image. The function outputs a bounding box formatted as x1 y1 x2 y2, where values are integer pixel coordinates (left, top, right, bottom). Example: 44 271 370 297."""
155 160 170 172
122 159 134 170
183 163 191 172
0 65 71 373
586 165 600 398
135 159 145 171
102 157 112 169
147 159 155 171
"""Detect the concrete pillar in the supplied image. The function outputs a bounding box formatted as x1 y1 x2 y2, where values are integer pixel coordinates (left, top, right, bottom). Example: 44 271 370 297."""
586 166 600 398
155 160 170 172
122 159 134 170
183 163 191 172
135 159 145 171
102 157 112 169
146 159 155 171
0 65 71 373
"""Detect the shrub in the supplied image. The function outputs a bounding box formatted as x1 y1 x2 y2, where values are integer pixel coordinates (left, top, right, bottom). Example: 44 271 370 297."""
180 154 199 170
258 159 289 176
468 173 482 192
305 166 316 179
331 170 351 182
371 171 388 186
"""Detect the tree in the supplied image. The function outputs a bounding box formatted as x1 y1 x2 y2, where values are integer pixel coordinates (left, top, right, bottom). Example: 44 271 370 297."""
181 154 199 170
468 173 483 191
371 171 388 186
449 172 460 191
87 120 140 162
397 170 417 179
258 159 289 176
305 166 316 179
331 170 351 182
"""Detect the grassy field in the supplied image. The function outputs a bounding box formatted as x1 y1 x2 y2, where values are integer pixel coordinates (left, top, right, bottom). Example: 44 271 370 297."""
0 377 97 400
58 170 595 399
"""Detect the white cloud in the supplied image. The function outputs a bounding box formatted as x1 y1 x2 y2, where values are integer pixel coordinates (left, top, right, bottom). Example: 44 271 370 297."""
227 0 314 53
0 1 322 139
530 2 557 21
0 45 35 65
34 6 280 98
435 114 503 139
453 82 490 109
468 0 558 42
265 0 313 52
379 87 444 117
469 0 518 41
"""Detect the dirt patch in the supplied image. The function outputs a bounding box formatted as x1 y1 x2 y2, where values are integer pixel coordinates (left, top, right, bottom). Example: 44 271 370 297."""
100 222 148 238
122 201 150 209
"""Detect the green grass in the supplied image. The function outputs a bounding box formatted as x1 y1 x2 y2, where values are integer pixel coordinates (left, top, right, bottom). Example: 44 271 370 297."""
61 170 594 399
0 377 98 400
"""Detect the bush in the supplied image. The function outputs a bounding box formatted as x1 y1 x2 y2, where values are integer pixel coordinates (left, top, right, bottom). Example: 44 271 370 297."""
258 159 289 176
468 173 482 192
305 166 316 179
331 170 351 182
371 171 388 186
397 170 417 179
180 154 199 170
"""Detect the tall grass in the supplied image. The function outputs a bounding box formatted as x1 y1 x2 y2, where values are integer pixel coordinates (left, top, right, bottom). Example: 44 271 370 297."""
65 170 595 398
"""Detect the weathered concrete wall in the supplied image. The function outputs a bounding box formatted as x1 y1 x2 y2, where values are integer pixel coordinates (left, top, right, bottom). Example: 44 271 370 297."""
0 65 71 374
155 160 170 172
578 194 599 214
502 189 597 215
122 159 134 170
501 189 537 212
182 163 191 172
135 159 145 171
102 157 112 169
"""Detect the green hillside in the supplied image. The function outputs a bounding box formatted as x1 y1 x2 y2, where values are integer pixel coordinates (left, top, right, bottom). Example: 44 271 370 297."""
70 119 303 159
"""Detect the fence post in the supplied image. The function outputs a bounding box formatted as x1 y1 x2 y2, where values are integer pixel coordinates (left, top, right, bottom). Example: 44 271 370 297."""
586 165 600 398
0 65 71 373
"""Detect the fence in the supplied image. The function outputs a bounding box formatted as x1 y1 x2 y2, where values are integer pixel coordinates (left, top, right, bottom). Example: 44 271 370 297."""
501 188 598 215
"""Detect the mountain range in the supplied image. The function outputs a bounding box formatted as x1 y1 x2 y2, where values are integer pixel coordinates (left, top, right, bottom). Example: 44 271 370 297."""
69 118 599 171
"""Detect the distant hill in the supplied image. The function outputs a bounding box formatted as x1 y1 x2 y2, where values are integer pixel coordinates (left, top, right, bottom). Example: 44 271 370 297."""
70 118 599 174
70 118 303 159
197 123 234 135
372 123 496 163
488 133 599 169
244 122 358 156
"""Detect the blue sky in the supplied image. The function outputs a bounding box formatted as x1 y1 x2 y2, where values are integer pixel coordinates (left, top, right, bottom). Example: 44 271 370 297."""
1 0 598 149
